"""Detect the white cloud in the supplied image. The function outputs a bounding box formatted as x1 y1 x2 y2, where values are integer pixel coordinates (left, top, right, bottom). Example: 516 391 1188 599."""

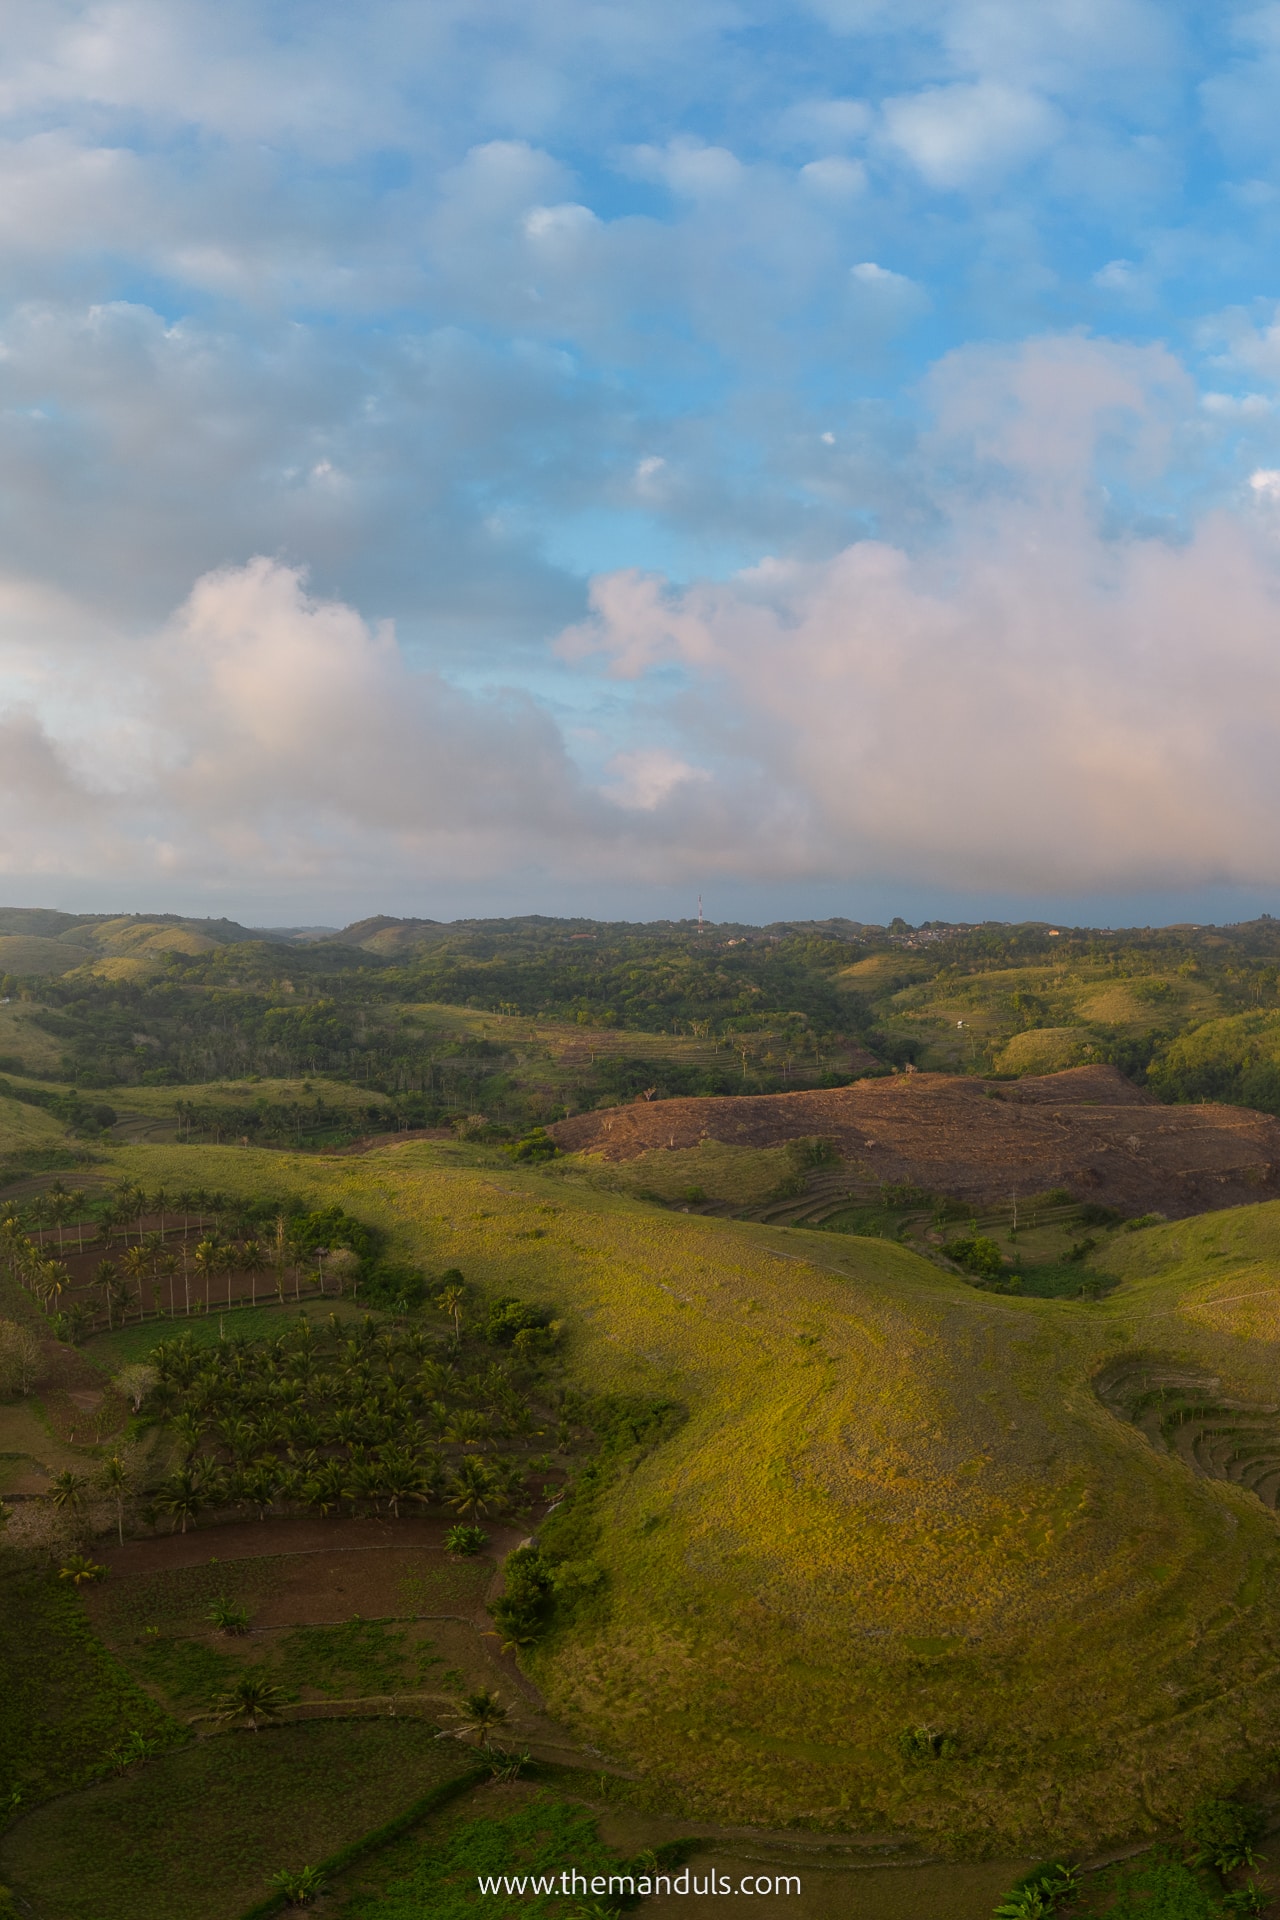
626 138 745 199
881 80 1062 188
600 748 710 811
800 156 867 197
558 336 1280 895
851 260 912 288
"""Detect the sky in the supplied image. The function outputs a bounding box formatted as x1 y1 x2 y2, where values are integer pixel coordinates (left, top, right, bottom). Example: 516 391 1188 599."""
5 2 1280 927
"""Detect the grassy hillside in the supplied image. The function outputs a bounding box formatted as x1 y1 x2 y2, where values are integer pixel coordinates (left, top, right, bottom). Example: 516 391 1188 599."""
40 1136 1280 1858
0 1091 72 1157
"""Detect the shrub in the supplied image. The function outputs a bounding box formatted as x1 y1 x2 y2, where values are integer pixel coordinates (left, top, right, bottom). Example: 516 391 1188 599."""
1078 1202 1123 1227
444 1525 488 1557
489 1547 555 1648
1184 1797 1265 1874
941 1234 1005 1281
266 1864 327 1906
207 1596 250 1636
485 1297 558 1350
359 1263 427 1312
898 1725 956 1761
506 1128 560 1163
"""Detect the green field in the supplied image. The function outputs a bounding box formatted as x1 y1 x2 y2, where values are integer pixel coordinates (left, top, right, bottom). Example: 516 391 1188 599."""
10 1137 1280 1858
9 1114 1280 1911
0 1721 474 1920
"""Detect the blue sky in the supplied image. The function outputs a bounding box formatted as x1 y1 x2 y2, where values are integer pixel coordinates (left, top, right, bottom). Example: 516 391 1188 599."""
5 1 1280 925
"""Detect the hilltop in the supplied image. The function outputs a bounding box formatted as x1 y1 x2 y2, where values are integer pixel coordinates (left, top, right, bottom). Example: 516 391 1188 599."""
549 1063 1280 1219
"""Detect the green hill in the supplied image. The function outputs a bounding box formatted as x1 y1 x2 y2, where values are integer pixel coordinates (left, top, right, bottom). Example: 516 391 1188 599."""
65 1138 1280 1857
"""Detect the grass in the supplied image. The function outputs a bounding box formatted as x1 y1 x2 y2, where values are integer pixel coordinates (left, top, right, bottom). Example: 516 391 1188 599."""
0 1552 183 1806
0 1091 68 1157
336 1792 640 1920
562 1138 796 1209
87 1557 486 1715
0 1719 474 1920
45 1139 1280 1857
23 1132 1280 1858
82 1297 367 1369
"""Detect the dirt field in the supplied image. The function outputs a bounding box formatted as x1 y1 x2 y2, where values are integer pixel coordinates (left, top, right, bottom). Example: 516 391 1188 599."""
548 1064 1280 1217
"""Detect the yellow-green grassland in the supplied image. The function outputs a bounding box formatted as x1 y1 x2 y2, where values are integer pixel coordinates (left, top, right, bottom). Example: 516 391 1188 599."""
26 1134 1280 1861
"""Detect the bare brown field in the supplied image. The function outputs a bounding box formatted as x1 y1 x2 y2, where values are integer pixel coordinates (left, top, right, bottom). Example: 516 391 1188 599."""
549 1063 1280 1217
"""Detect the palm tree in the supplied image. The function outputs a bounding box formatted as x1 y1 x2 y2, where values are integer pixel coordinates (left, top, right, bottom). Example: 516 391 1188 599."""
159 1467 204 1533
155 1251 179 1317
151 1187 170 1236
374 1450 423 1519
93 1259 120 1328
66 1190 89 1254
98 1454 132 1546
436 1283 466 1347
447 1457 496 1520
58 1554 106 1587
44 1189 72 1254
448 1687 510 1750
121 1244 151 1312
238 1238 266 1308
206 1675 287 1732
272 1216 290 1303
48 1470 88 1514
192 1239 221 1314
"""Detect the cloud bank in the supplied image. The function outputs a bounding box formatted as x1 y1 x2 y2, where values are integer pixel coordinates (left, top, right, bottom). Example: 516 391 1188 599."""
5 335 1280 914
2 4 1280 916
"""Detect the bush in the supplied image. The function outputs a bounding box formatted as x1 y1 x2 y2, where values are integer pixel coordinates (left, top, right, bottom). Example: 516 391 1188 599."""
941 1234 1005 1280
485 1297 558 1350
489 1546 555 1647
505 1128 559 1164
359 1263 428 1312
444 1525 488 1557
1184 1797 1266 1874
898 1725 955 1761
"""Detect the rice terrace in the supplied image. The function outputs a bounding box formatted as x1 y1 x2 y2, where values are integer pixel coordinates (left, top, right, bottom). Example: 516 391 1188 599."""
9 912 1280 1915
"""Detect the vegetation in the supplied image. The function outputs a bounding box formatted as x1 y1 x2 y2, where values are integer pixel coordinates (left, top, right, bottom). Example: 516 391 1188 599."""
335 1793 661 1920
13 903 1280 1892
0 1553 181 1809
0 1721 474 1920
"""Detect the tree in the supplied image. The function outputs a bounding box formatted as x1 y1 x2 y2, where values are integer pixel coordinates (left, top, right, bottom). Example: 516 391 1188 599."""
98 1453 133 1547
436 1281 466 1347
0 1319 42 1396
114 1362 159 1412
192 1239 221 1314
154 1251 179 1316
238 1238 266 1308
448 1687 510 1749
58 1554 106 1586
48 1470 88 1515
206 1675 287 1732
447 1457 496 1520
93 1259 122 1329
158 1467 205 1534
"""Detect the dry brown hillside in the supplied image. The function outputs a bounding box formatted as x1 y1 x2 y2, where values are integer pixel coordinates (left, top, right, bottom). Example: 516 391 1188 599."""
547 1063 1280 1217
